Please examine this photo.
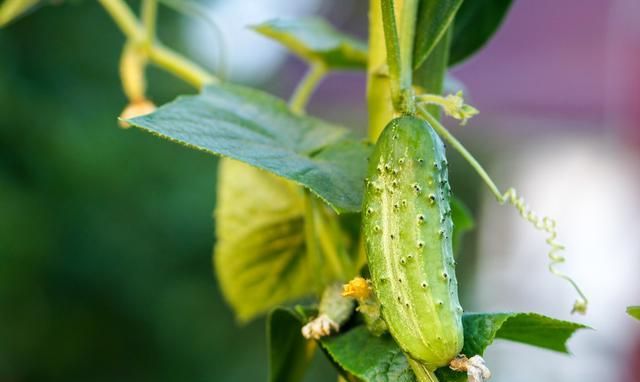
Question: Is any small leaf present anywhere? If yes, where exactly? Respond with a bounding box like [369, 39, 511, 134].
[461, 312, 588, 355]
[449, 0, 514, 66]
[627, 306, 640, 321]
[320, 312, 588, 382]
[252, 18, 368, 69]
[413, 0, 462, 69]
[451, 197, 474, 256]
[0, 0, 39, 27]
[128, 83, 370, 213]
[267, 307, 316, 382]
[215, 160, 314, 322]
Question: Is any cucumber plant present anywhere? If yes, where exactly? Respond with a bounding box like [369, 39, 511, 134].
[1, 0, 596, 381]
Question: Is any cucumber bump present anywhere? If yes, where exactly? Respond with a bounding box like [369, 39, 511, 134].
[363, 116, 463, 370]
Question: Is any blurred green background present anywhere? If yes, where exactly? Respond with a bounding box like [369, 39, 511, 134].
[0, 3, 346, 381]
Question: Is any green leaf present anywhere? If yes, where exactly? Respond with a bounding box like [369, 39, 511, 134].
[214, 159, 315, 322]
[0, 0, 39, 27]
[267, 307, 316, 382]
[320, 312, 588, 382]
[252, 18, 368, 70]
[412, 0, 462, 69]
[321, 326, 416, 382]
[451, 197, 474, 256]
[449, 0, 513, 66]
[128, 83, 370, 213]
[628, 306, 640, 321]
[461, 312, 588, 355]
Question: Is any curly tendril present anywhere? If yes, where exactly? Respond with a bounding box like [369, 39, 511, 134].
[500, 188, 588, 314]
[417, 105, 589, 314]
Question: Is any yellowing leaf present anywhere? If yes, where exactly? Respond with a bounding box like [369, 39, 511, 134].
[214, 159, 314, 322]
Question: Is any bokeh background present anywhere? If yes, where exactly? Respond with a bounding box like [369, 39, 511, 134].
[1, 0, 639, 381]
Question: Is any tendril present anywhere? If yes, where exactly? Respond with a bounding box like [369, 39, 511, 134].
[500, 188, 588, 314]
[417, 106, 588, 314]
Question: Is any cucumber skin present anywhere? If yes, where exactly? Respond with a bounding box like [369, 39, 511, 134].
[363, 116, 463, 369]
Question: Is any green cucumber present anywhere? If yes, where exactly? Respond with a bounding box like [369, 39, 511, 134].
[363, 116, 463, 370]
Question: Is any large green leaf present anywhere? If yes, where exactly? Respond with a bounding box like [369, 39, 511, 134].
[252, 18, 368, 69]
[412, 0, 462, 69]
[267, 307, 316, 382]
[321, 312, 588, 382]
[0, 0, 39, 27]
[449, 0, 513, 66]
[214, 160, 314, 322]
[628, 306, 640, 321]
[128, 83, 370, 213]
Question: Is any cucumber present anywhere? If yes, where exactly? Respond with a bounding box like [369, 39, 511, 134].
[363, 116, 463, 370]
